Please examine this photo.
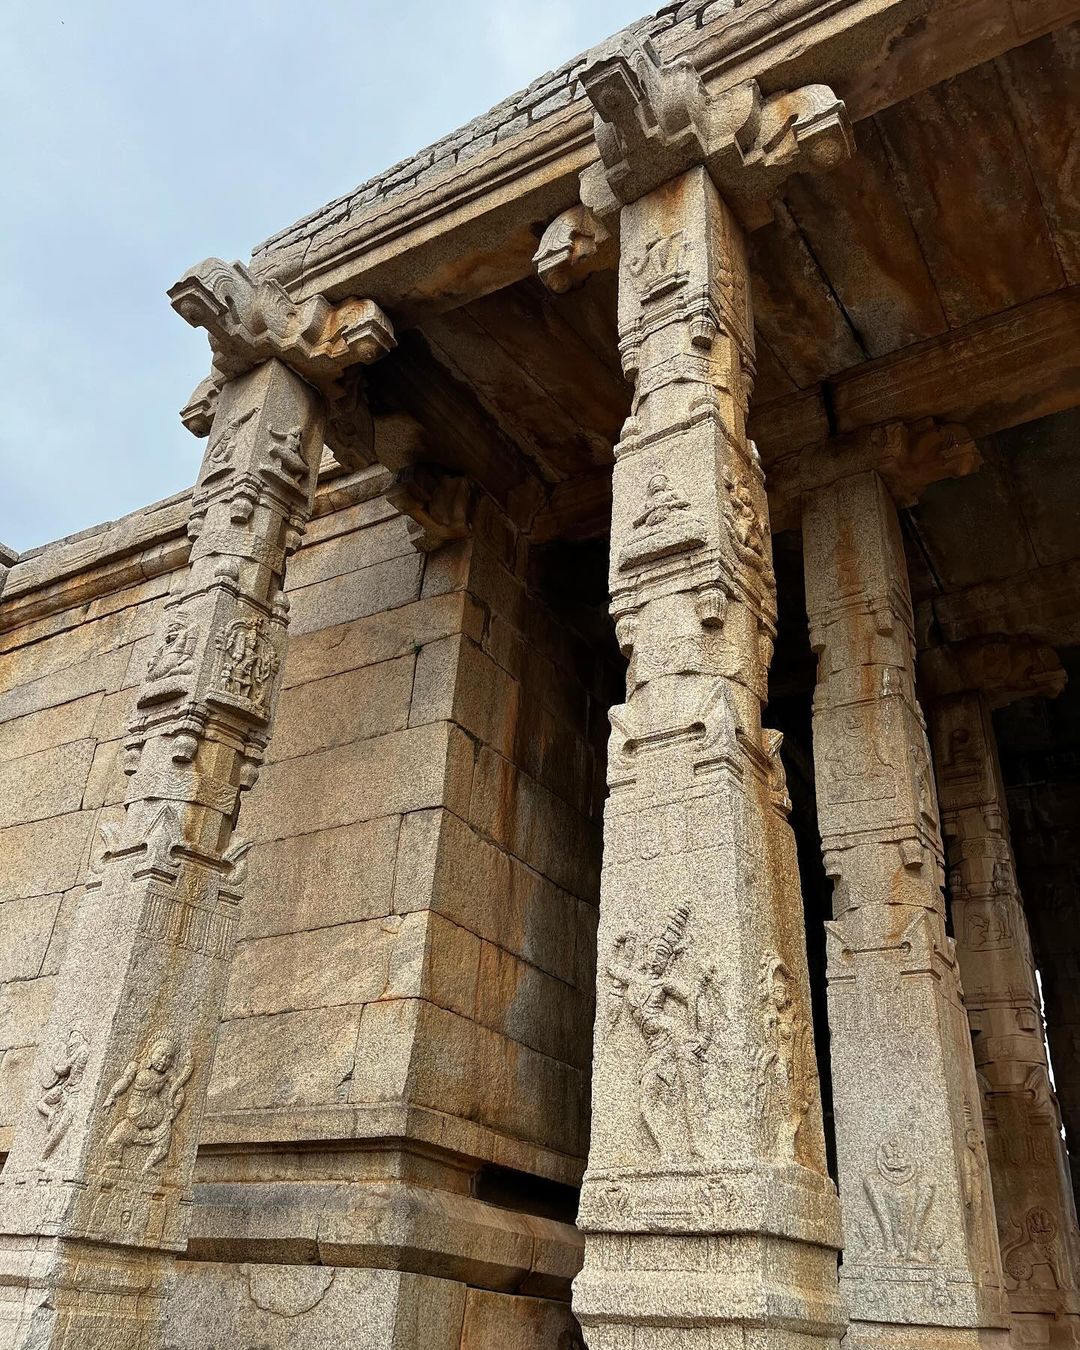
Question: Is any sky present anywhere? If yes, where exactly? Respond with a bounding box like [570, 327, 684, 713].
[0, 0, 650, 555]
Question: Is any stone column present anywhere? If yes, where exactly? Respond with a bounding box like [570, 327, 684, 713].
[926, 652, 1080, 1347]
[565, 33, 856, 1350]
[0, 261, 393, 1349]
[802, 468, 1010, 1349]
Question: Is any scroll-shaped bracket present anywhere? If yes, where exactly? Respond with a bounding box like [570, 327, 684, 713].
[386, 462, 472, 553]
[168, 258, 396, 388]
[579, 33, 853, 224]
[533, 204, 616, 294]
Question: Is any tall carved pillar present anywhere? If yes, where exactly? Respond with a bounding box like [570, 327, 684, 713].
[802, 469, 1010, 1349]
[925, 645, 1080, 1348]
[0, 262, 393, 1349]
[563, 34, 855, 1350]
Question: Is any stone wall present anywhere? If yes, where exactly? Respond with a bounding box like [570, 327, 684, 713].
[0, 470, 605, 1345]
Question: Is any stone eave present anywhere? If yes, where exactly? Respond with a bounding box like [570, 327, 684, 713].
[252, 0, 1079, 323]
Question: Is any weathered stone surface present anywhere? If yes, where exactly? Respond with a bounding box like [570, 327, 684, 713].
[269, 653, 414, 762]
[208, 1005, 363, 1113]
[287, 551, 424, 636]
[460, 1288, 583, 1349]
[238, 815, 400, 939]
[166, 1262, 466, 1350]
[0, 811, 96, 905]
[0, 896, 63, 985]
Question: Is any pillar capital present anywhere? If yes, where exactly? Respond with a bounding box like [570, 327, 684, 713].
[769, 418, 981, 532]
[168, 258, 395, 438]
[921, 635, 1066, 710]
[578, 32, 852, 224]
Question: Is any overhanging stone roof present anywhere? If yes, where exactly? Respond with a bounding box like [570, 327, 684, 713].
[252, 0, 723, 264]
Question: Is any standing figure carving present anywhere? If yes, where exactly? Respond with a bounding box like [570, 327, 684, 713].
[756, 951, 814, 1160]
[37, 1028, 89, 1159]
[606, 904, 718, 1160]
[102, 1037, 194, 1174]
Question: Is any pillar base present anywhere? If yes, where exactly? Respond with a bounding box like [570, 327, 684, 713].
[0, 1235, 166, 1350]
[574, 1232, 846, 1350]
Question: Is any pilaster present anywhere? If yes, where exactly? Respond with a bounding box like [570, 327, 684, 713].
[0, 263, 393, 1349]
[927, 654, 1080, 1348]
[802, 468, 1010, 1349]
[567, 32, 853, 1350]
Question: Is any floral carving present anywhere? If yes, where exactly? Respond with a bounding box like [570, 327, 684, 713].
[863, 1136, 943, 1263]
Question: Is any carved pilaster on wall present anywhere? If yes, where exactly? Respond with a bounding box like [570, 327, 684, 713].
[0, 261, 396, 1350]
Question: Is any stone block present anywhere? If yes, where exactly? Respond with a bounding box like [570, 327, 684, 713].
[0, 740, 96, 829]
[0, 602, 144, 696]
[288, 553, 424, 637]
[0, 691, 103, 763]
[239, 816, 400, 940]
[224, 917, 401, 1019]
[282, 592, 468, 689]
[460, 1288, 583, 1350]
[384, 910, 482, 1018]
[269, 653, 414, 762]
[0, 975, 56, 1052]
[207, 1005, 363, 1113]
[80, 737, 125, 809]
[303, 492, 398, 547]
[411, 634, 521, 760]
[0, 645, 130, 724]
[392, 808, 587, 988]
[241, 722, 471, 845]
[286, 514, 415, 590]
[469, 748, 601, 901]
[350, 998, 587, 1156]
[0, 810, 96, 903]
[475, 941, 592, 1070]
[0, 893, 62, 983]
[165, 1262, 466, 1350]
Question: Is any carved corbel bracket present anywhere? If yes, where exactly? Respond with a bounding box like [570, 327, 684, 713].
[920, 636, 1067, 710]
[533, 204, 617, 294]
[170, 257, 395, 415]
[768, 418, 980, 533]
[578, 33, 852, 225]
[386, 462, 472, 553]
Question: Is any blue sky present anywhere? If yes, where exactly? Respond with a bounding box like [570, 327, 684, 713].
[0, 0, 649, 554]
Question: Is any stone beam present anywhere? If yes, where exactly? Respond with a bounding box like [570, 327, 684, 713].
[253, 0, 1080, 321]
[767, 417, 980, 533]
[752, 287, 1080, 463]
[920, 636, 1067, 710]
[0, 264, 395, 1350]
[918, 559, 1080, 653]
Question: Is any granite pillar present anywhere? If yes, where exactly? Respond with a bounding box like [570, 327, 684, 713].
[802, 469, 1010, 1349]
[931, 688, 1080, 1347]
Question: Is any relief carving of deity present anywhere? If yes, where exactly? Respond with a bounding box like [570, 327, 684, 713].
[619, 473, 706, 570]
[213, 616, 279, 716]
[146, 612, 198, 682]
[726, 475, 765, 568]
[37, 1027, 89, 1158]
[825, 711, 896, 805]
[755, 951, 814, 1161]
[1002, 1206, 1073, 1291]
[606, 903, 719, 1160]
[267, 424, 308, 486]
[103, 1036, 194, 1174]
[205, 407, 254, 471]
[863, 1136, 943, 1263]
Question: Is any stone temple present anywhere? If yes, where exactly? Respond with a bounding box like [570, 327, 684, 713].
[1, 2, 1079, 1346]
